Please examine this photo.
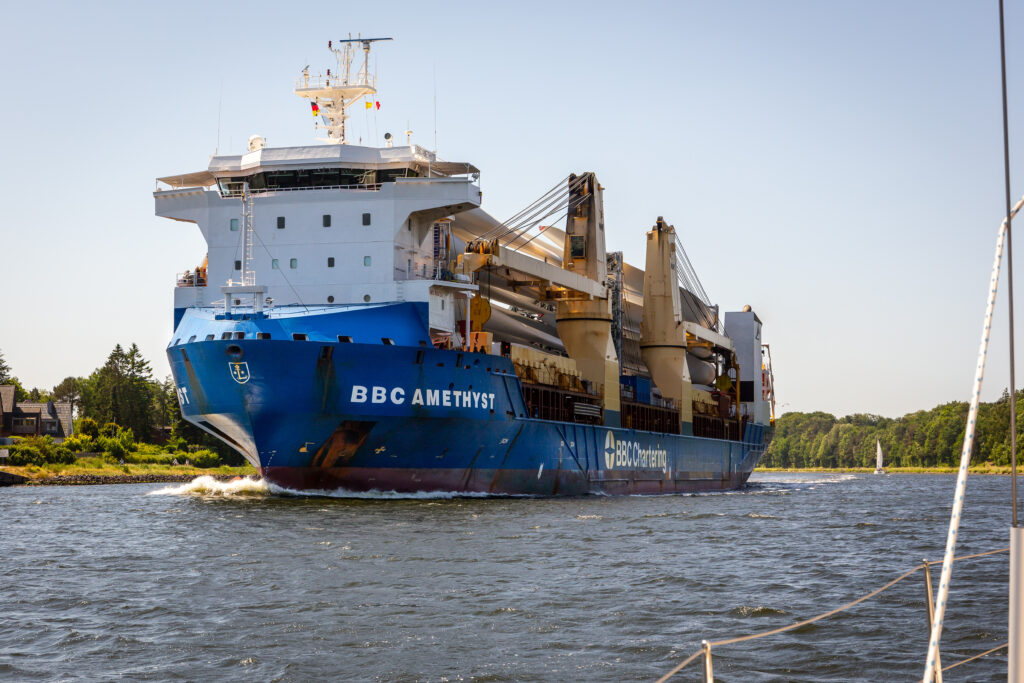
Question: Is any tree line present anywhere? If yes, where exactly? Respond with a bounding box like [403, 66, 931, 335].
[764, 390, 1022, 468]
[0, 346, 240, 464]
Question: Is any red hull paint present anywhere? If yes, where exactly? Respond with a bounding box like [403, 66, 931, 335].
[263, 466, 754, 496]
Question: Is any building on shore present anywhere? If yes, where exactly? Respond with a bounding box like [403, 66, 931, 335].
[0, 386, 74, 442]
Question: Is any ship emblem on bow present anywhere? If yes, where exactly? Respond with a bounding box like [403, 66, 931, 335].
[228, 362, 250, 384]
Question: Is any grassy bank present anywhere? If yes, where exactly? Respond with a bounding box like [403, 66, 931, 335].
[1, 456, 257, 482]
[756, 464, 1015, 475]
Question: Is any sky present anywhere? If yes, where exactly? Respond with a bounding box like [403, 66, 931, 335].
[0, 0, 1022, 419]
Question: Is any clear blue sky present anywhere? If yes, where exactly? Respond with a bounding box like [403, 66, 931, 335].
[0, 0, 1021, 419]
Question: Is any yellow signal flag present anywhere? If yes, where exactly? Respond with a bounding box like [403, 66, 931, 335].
[365, 101, 372, 109]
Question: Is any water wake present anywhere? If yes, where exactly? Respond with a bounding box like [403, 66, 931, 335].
[147, 475, 512, 500]
[148, 475, 270, 497]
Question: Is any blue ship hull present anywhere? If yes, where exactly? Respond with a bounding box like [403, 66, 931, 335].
[168, 304, 772, 495]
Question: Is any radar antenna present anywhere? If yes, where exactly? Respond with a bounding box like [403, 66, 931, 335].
[294, 34, 393, 144]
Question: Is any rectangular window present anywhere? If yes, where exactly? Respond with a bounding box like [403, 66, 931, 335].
[292, 333, 308, 341]
[338, 335, 353, 343]
[290, 258, 298, 269]
[272, 258, 279, 269]
[257, 332, 271, 340]
[234, 331, 245, 340]
[187, 335, 197, 343]
[230, 218, 240, 231]
[381, 337, 395, 345]
[322, 214, 331, 227]
[362, 212, 371, 226]
[327, 257, 335, 268]
[43, 420, 59, 434]
[221, 332, 232, 340]
[234, 260, 241, 270]
[205, 334, 215, 341]
[277, 216, 286, 229]
[363, 256, 371, 267]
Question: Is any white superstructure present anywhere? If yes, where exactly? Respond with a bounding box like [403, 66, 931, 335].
[157, 142, 480, 310]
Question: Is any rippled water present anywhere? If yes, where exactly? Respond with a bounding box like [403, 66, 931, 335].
[0, 473, 1016, 681]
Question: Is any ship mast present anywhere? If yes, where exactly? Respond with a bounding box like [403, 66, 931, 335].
[294, 35, 393, 144]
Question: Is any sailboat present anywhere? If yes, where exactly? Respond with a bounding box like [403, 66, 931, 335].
[873, 439, 885, 475]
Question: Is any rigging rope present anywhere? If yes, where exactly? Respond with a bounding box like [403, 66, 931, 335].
[656, 547, 1010, 682]
[923, 194, 1024, 683]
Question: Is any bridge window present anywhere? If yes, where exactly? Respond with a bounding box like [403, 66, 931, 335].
[187, 335, 196, 343]
[234, 332, 245, 340]
[290, 258, 298, 269]
[323, 214, 331, 227]
[362, 213, 371, 226]
[257, 332, 271, 340]
[205, 334, 215, 341]
[338, 335, 353, 343]
[230, 218, 239, 231]
[272, 259, 279, 269]
[382, 338, 395, 345]
[234, 260, 241, 270]
[363, 256, 371, 267]
[292, 333, 307, 341]
[221, 332, 232, 340]
[277, 216, 286, 229]
[327, 257, 335, 267]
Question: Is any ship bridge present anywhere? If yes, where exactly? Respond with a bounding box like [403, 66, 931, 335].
[157, 143, 479, 191]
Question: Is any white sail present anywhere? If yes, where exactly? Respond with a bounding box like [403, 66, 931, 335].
[875, 439, 884, 473]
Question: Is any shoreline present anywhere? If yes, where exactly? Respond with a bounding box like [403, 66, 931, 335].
[0, 464, 258, 487]
[17, 473, 259, 486]
[755, 466, 1016, 475]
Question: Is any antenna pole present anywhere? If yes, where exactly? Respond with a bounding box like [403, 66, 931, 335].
[433, 62, 438, 152]
[999, 0, 1017, 529]
[998, 0, 1023, 677]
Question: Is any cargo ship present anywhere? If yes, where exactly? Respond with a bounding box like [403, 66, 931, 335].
[156, 37, 775, 495]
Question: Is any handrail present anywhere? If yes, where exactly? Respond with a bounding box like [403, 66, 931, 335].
[656, 547, 1009, 682]
[219, 183, 381, 198]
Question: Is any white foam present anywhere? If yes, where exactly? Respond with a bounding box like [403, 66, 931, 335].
[147, 474, 522, 500]
[147, 475, 270, 497]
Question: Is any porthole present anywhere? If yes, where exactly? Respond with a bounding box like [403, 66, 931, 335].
[327, 295, 335, 303]
[363, 294, 371, 302]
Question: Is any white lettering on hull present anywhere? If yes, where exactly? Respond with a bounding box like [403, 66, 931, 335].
[603, 430, 668, 470]
[349, 385, 495, 412]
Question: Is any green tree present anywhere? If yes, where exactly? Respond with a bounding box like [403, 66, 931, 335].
[82, 343, 157, 439]
[0, 349, 10, 384]
[52, 377, 85, 416]
[27, 387, 53, 402]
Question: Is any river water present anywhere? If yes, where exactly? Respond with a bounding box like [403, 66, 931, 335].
[0, 473, 1016, 681]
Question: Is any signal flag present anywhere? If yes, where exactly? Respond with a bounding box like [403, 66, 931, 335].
[311, 102, 320, 116]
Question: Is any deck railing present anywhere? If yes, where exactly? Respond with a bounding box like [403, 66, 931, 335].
[656, 548, 1010, 682]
